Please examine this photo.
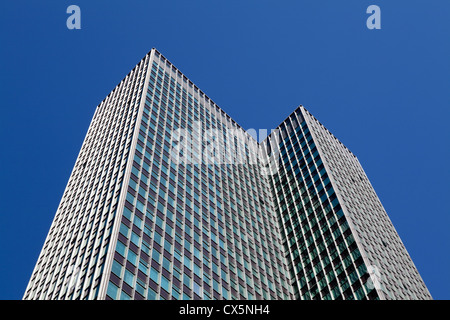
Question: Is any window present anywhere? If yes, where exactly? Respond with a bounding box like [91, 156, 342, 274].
[150, 267, 159, 283]
[183, 274, 191, 287]
[152, 249, 161, 263]
[107, 281, 119, 299]
[115, 241, 126, 257]
[120, 290, 131, 300]
[127, 250, 137, 266]
[130, 232, 140, 247]
[123, 207, 132, 220]
[111, 260, 123, 277]
[161, 275, 170, 292]
[119, 223, 130, 238]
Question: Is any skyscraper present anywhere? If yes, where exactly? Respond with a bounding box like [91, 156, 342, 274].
[263, 107, 431, 300]
[23, 48, 431, 300]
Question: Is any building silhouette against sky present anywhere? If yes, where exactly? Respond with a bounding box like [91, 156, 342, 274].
[23, 49, 431, 300]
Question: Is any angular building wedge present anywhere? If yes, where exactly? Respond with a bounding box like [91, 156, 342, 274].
[23, 49, 431, 300]
[263, 107, 431, 300]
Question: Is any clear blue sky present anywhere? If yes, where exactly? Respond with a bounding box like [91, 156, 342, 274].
[0, 0, 448, 300]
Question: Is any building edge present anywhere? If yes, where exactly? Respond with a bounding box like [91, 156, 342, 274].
[97, 49, 156, 300]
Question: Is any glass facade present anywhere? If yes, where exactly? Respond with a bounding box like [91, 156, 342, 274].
[23, 54, 150, 300]
[264, 108, 377, 300]
[300, 108, 432, 299]
[24, 49, 431, 300]
[103, 51, 291, 300]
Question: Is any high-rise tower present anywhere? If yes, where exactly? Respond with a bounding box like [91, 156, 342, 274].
[263, 107, 431, 300]
[23, 49, 431, 300]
